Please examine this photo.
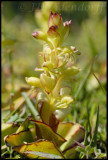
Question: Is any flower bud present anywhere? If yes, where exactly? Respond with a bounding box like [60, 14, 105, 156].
[61, 96, 74, 104]
[63, 66, 80, 76]
[63, 20, 72, 27]
[36, 92, 49, 103]
[70, 46, 76, 51]
[47, 25, 61, 47]
[62, 47, 72, 54]
[40, 72, 56, 93]
[58, 53, 69, 68]
[47, 25, 60, 38]
[62, 20, 72, 41]
[42, 61, 53, 70]
[70, 46, 81, 55]
[32, 31, 47, 41]
[54, 105, 72, 121]
[48, 11, 62, 28]
[25, 77, 41, 88]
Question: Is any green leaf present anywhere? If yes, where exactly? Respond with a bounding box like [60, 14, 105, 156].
[38, 100, 50, 125]
[1, 123, 19, 146]
[85, 145, 94, 155]
[57, 122, 85, 151]
[96, 153, 107, 158]
[64, 146, 79, 159]
[76, 146, 86, 153]
[4, 130, 34, 147]
[16, 117, 29, 133]
[30, 120, 66, 147]
[85, 145, 91, 152]
[57, 122, 75, 138]
[24, 151, 63, 159]
[39, 100, 59, 131]
[13, 140, 65, 159]
[88, 148, 94, 155]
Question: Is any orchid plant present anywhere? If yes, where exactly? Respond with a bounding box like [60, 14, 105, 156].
[4, 12, 85, 159]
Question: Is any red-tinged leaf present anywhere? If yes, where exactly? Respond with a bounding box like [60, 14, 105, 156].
[1, 123, 19, 146]
[4, 130, 34, 147]
[38, 100, 59, 132]
[49, 113, 60, 132]
[30, 120, 66, 147]
[39, 101, 51, 124]
[13, 140, 65, 159]
[29, 127, 36, 140]
[36, 92, 51, 124]
[57, 122, 75, 138]
[57, 122, 85, 151]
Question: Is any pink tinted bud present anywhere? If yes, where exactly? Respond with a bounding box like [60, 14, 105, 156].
[71, 46, 76, 51]
[48, 11, 62, 28]
[32, 31, 39, 38]
[32, 31, 47, 41]
[53, 12, 62, 26]
[48, 11, 54, 27]
[47, 25, 59, 37]
[63, 20, 72, 27]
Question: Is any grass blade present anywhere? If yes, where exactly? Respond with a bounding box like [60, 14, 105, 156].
[84, 122, 89, 146]
[21, 92, 39, 120]
[87, 102, 92, 140]
[93, 73, 106, 95]
[92, 105, 99, 147]
[74, 67, 91, 100]
[74, 55, 98, 100]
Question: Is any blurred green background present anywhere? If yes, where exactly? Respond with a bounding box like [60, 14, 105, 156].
[2, 1, 106, 111]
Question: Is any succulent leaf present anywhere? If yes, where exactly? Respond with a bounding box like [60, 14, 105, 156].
[30, 120, 66, 146]
[13, 140, 65, 159]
